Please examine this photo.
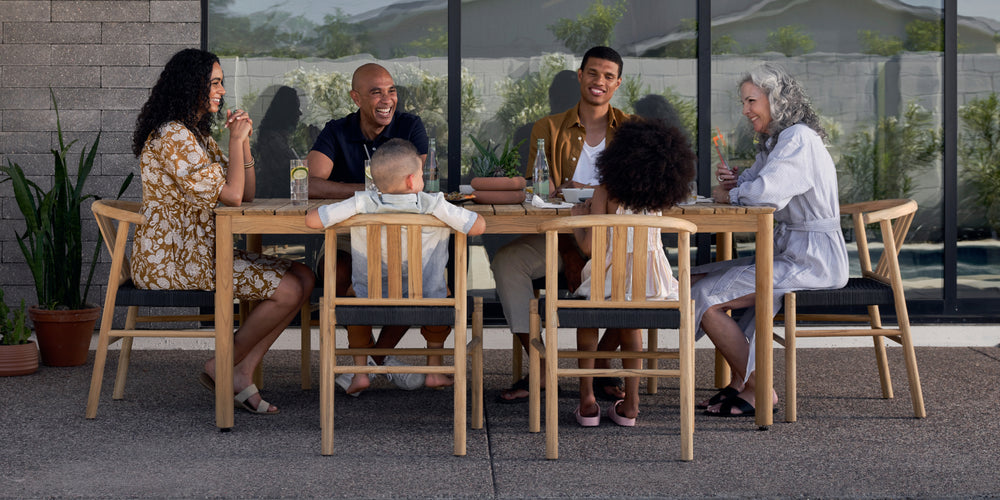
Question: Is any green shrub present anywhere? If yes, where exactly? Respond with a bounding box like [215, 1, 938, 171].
[0, 290, 31, 346]
[959, 93, 1000, 233]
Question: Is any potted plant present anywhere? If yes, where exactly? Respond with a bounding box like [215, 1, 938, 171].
[0, 289, 38, 376]
[0, 92, 132, 366]
[468, 135, 527, 204]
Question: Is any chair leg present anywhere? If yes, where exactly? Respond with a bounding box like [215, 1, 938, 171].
[645, 328, 658, 395]
[528, 299, 542, 433]
[112, 306, 139, 400]
[543, 306, 559, 460]
[784, 293, 797, 423]
[679, 302, 695, 462]
[320, 296, 336, 455]
[453, 315, 468, 457]
[868, 305, 894, 399]
[898, 320, 926, 418]
[471, 297, 484, 430]
[300, 302, 312, 390]
[714, 348, 731, 389]
[87, 301, 124, 418]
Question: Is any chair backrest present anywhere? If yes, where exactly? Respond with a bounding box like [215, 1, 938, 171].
[537, 214, 696, 314]
[841, 199, 917, 287]
[323, 213, 467, 312]
[91, 200, 143, 287]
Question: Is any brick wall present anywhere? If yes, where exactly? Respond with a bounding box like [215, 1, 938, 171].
[0, 1, 200, 308]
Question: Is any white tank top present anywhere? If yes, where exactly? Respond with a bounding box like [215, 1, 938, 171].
[571, 137, 605, 186]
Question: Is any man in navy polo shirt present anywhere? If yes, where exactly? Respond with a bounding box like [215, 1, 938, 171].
[306, 63, 428, 199]
[305, 63, 430, 391]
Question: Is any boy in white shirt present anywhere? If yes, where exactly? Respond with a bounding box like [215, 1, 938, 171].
[306, 138, 485, 395]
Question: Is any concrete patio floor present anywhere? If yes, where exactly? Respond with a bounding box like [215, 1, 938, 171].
[3, 329, 1000, 498]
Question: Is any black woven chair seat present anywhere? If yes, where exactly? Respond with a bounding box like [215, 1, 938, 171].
[116, 280, 216, 308]
[791, 277, 894, 308]
[336, 296, 476, 326]
[538, 296, 681, 329]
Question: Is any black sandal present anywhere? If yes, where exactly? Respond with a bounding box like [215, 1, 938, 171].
[696, 387, 739, 410]
[496, 377, 559, 404]
[593, 377, 625, 401]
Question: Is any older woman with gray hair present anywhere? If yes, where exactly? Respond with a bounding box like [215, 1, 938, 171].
[696, 63, 849, 417]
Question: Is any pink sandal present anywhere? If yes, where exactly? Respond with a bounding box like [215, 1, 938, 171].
[574, 403, 601, 427]
[607, 400, 636, 427]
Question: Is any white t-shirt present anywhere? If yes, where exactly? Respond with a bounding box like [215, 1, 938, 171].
[570, 137, 605, 186]
[315, 191, 478, 298]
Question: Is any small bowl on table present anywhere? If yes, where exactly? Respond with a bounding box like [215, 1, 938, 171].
[562, 188, 594, 204]
[459, 184, 474, 195]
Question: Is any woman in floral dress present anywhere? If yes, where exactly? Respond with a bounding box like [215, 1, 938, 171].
[131, 49, 315, 414]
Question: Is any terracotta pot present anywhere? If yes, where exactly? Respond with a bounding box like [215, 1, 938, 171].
[470, 176, 526, 191]
[28, 305, 100, 367]
[0, 340, 39, 376]
[473, 190, 526, 205]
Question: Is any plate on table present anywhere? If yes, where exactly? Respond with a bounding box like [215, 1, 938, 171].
[445, 192, 476, 204]
[562, 188, 594, 203]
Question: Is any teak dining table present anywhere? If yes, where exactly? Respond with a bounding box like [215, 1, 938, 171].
[213, 198, 776, 430]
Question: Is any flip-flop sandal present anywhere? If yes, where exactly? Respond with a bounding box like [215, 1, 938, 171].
[574, 403, 601, 427]
[495, 377, 560, 404]
[703, 395, 777, 417]
[593, 377, 625, 402]
[198, 372, 215, 394]
[234, 384, 279, 415]
[696, 386, 739, 409]
[607, 400, 636, 427]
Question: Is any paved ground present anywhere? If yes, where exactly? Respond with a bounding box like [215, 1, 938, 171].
[3, 345, 1000, 498]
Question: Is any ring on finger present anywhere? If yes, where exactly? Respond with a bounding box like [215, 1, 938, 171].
[717, 175, 724, 182]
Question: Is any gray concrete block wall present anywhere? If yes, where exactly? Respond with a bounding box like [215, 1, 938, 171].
[0, 0, 199, 309]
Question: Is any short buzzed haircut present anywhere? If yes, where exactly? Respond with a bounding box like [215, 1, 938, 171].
[370, 138, 421, 189]
[580, 46, 623, 78]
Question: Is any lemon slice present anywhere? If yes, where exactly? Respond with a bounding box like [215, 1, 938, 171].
[291, 167, 308, 180]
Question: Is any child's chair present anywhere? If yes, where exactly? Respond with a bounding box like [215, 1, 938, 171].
[319, 213, 483, 456]
[528, 214, 697, 461]
[775, 199, 925, 422]
[86, 200, 312, 419]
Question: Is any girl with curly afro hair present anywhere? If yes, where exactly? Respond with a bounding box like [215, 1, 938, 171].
[568, 118, 695, 426]
[130, 49, 315, 415]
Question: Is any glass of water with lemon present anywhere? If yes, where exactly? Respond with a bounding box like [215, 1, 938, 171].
[290, 159, 308, 205]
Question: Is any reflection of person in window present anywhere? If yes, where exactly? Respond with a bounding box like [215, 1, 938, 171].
[253, 86, 302, 198]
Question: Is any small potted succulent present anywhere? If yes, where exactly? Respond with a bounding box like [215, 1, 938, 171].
[468, 135, 527, 204]
[0, 289, 38, 376]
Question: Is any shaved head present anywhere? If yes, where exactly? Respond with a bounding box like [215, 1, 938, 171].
[352, 63, 391, 91]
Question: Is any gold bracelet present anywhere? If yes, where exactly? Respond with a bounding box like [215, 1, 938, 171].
[243, 158, 255, 169]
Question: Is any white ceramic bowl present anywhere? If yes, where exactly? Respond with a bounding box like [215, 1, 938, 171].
[562, 188, 594, 203]
[459, 184, 474, 195]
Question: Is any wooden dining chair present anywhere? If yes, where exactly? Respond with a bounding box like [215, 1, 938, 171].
[527, 214, 696, 461]
[319, 213, 483, 457]
[774, 199, 925, 422]
[86, 200, 311, 419]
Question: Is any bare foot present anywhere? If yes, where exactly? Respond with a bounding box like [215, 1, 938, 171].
[705, 389, 777, 416]
[425, 373, 454, 389]
[345, 373, 371, 394]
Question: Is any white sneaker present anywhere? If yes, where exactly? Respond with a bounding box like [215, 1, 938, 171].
[371, 355, 425, 391]
[334, 372, 371, 397]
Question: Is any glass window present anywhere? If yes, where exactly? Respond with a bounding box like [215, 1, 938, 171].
[956, 1, 1000, 301]
[208, 1, 449, 269]
[710, 0, 945, 300]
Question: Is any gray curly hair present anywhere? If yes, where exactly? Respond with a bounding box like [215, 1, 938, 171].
[740, 63, 826, 152]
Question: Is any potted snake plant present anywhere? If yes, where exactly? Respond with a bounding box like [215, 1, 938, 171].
[0, 92, 132, 366]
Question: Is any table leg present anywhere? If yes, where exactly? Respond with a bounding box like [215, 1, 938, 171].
[754, 214, 774, 427]
[215, 214, 235, 430]
[714, 232, 733, 388]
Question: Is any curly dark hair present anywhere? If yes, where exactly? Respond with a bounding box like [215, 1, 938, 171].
[132, 48, 221, 156]
[596, 118, 696, 212]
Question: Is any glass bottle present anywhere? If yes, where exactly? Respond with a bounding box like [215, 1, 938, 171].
[423, 138, 440, 193]
[533, 138, 550, 199]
